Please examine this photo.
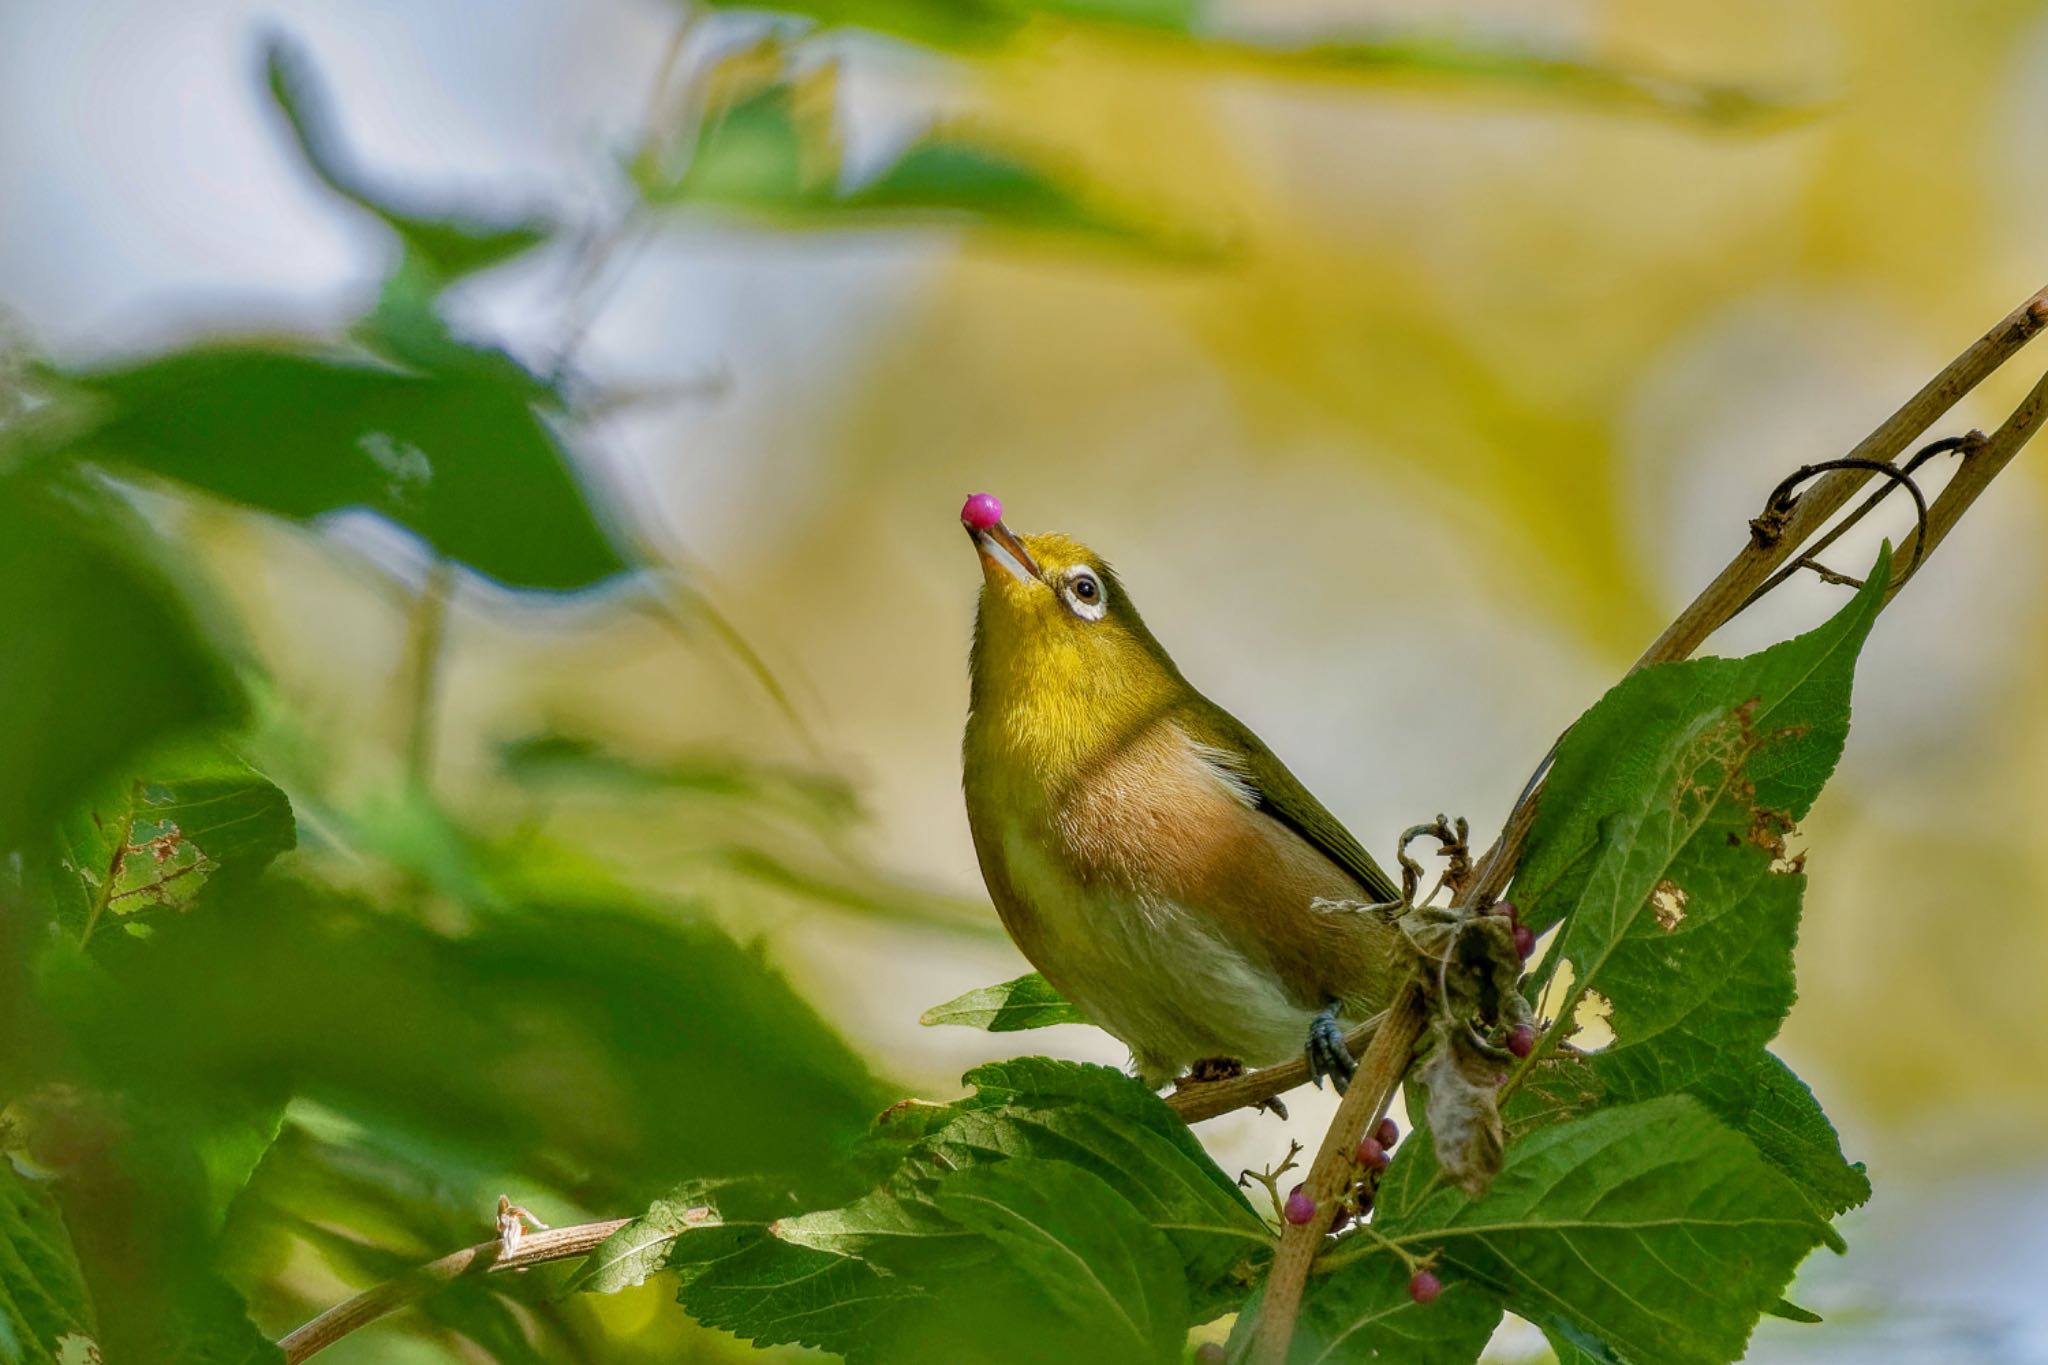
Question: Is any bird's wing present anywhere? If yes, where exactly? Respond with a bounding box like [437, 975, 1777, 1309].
[1177, 700, 1403, 906]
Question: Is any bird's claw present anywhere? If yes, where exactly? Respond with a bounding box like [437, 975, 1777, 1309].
[1305, 1008, 1355, 1094]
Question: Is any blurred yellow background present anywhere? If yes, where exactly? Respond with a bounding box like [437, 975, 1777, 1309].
[7, 0, 2046, 1359]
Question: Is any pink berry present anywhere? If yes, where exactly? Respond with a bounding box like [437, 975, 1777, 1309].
[960, 492, 1003, 530]
[1408, 1270, 1442, 1305]
[1355, 1136, 1390, 1171]
[1507, 1024, 1537, 1059]
[1498, 899, 1520, 924]
[1283, 1186, 1316, 1226]
[1513, 923, 1536, 959]
[1194, 1346, 1227, 1365]
[1376, 1118, 1399, 1150]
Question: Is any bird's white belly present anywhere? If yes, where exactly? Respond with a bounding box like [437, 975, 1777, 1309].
[1000, 822, 1312, 1083]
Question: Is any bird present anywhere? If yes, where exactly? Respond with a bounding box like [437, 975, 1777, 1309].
[958, 491, 1406, 1093]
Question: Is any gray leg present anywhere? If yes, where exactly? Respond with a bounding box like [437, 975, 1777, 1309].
[1305, 1005, 1356, 1094]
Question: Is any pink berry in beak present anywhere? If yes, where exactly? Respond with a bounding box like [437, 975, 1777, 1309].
[1507, 1024, 1537, 1058]
[961, 492, 1003, 530]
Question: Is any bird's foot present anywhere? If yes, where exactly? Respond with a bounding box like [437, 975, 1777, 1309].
[1305, 1006, 1356, 1094]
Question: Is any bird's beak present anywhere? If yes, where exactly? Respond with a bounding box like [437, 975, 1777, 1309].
[967, 520, 1042, 586]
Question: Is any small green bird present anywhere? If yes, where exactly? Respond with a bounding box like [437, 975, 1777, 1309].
[959, 493, 1404, 1092]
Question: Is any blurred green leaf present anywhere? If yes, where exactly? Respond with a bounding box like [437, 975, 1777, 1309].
[0, 474, 241, 852]
[500, 732, 861, 831]
[43, 346, 630, 591]
[919, 972, 1087, 1031]
[0, 1164, 98, 1365]
[10, 1085, 283, 1364]
[642, 72, 1200, 255]
[61, 882, 887, 1204]
[699, 2, 1802, 125]
[56, 740, 295, 943]
[263, 34, 550, 284]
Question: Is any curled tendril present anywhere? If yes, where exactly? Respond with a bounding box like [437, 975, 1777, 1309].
[1742, 432, 1983, 609]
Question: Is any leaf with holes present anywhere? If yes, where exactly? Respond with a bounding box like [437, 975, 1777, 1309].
[56, 741, 295, 939]
[1506, 550, 1887, 1210]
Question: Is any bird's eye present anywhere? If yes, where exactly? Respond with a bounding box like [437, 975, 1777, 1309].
[1062, 569, 1107, 621]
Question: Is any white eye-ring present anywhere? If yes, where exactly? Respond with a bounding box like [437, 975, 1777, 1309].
[1062, 567, 1107, 621]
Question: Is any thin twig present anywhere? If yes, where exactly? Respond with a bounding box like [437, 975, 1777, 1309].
[1250, 982, 1427, 1365]
[277, 1218, 630, 1363]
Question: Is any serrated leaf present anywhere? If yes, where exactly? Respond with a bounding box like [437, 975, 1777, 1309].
[932, 1161, 1189, 1365]
[669, 1220, 908, 1357]
[703, 1060, 1265, 1356]
[919, 972, 1088, 1031]
[0, 474, 241, 850]
[0, 1164, 97, 1364]
[1508, 551, 1887, 1211]
[1233, 1254, 1500, 1365]
[45, 346, 629, 591]
[1377, 1096, 1835, 1365]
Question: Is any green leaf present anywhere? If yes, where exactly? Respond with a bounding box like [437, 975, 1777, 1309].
[931, 1161, 1189, 1365]
[57, 740, 295, 940]
[44, 346, 630, 591]
[669, 1220, 907, 1357]
[643, 72, 1198, 255]
[1509, 552, 1888, 1211]
[919, 972, 1088, 1031]
[569, 1191, 721, 1295]
[0, 1164, 98, 1364]
[263, 35, 549, 283]
[696, 1, 1801, 125]
[1378, 1096, 1836, 1365]
[0, 474, 241, 851]
[1231, 1254, 1500, 1365]
[60, 882, 888, 1203]
[676, 1060, 1267, 1356]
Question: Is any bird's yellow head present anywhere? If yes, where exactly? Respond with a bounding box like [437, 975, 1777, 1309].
[961, 493, 1187, 785]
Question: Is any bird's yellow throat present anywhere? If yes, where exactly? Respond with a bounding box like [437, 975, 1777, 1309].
[966, 529, 1185, 793]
